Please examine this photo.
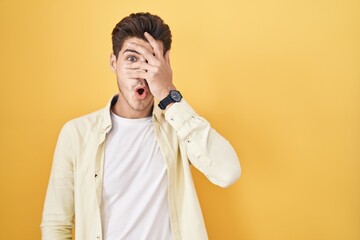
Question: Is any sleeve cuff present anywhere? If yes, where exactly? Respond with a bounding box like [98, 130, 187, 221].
[164, 99, 196, 131]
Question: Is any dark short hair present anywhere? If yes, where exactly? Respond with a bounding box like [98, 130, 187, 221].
[111, 12, 172, 58]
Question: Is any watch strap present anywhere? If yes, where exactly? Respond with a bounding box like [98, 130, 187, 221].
[158, 95, 173, 110]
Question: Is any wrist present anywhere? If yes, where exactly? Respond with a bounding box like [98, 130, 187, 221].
[158, 86, 176, 101]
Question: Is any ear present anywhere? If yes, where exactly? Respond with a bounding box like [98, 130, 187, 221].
[110, 53, 117, 72]
[164, 50, 170, 66]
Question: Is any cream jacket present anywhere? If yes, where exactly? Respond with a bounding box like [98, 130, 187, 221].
[41, 96, 241, 240]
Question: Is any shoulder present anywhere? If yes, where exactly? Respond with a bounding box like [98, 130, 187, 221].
[60, 107, 106, 139]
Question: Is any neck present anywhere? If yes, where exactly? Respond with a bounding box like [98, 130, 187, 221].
[112, 95, 153, 119]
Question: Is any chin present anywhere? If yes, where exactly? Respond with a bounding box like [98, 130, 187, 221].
[131, 98, 154, 112]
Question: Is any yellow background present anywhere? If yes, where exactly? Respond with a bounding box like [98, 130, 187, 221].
[0, 0, 359, 239]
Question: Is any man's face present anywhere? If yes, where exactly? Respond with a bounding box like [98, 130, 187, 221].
[110, 37, 157, 114]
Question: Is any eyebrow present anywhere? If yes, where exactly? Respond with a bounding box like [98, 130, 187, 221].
[123, 49, 140, 55]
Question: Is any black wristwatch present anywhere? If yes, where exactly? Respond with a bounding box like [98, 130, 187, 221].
[158, 90, 183, 110]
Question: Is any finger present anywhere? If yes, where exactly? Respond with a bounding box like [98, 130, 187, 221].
[124, 61, 157, 72]
[123, 61, 142, 70]
[125, 70, 148, 80]
[144, 32, 163, 58]
[127, 42, 158, 65]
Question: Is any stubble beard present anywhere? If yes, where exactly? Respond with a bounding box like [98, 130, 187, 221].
[119, 88, 153, 112]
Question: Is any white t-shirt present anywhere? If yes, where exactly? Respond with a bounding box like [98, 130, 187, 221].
[101, 112, 172, 240]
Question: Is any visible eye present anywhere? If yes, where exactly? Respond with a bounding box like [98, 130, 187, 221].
[127, 55, 137, 62]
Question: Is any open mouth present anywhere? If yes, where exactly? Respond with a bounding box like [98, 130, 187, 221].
[135, 86, 147, 100]
[137, 88, 145, 95]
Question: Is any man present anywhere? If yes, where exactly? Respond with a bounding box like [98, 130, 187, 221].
[41, 12, 241, 240]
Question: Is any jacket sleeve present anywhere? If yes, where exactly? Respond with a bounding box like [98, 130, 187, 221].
[40, 122, 76, 239]
[164, 99, 241, 188]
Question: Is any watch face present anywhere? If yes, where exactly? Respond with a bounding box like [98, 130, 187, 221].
[170, 90, 182, 102]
